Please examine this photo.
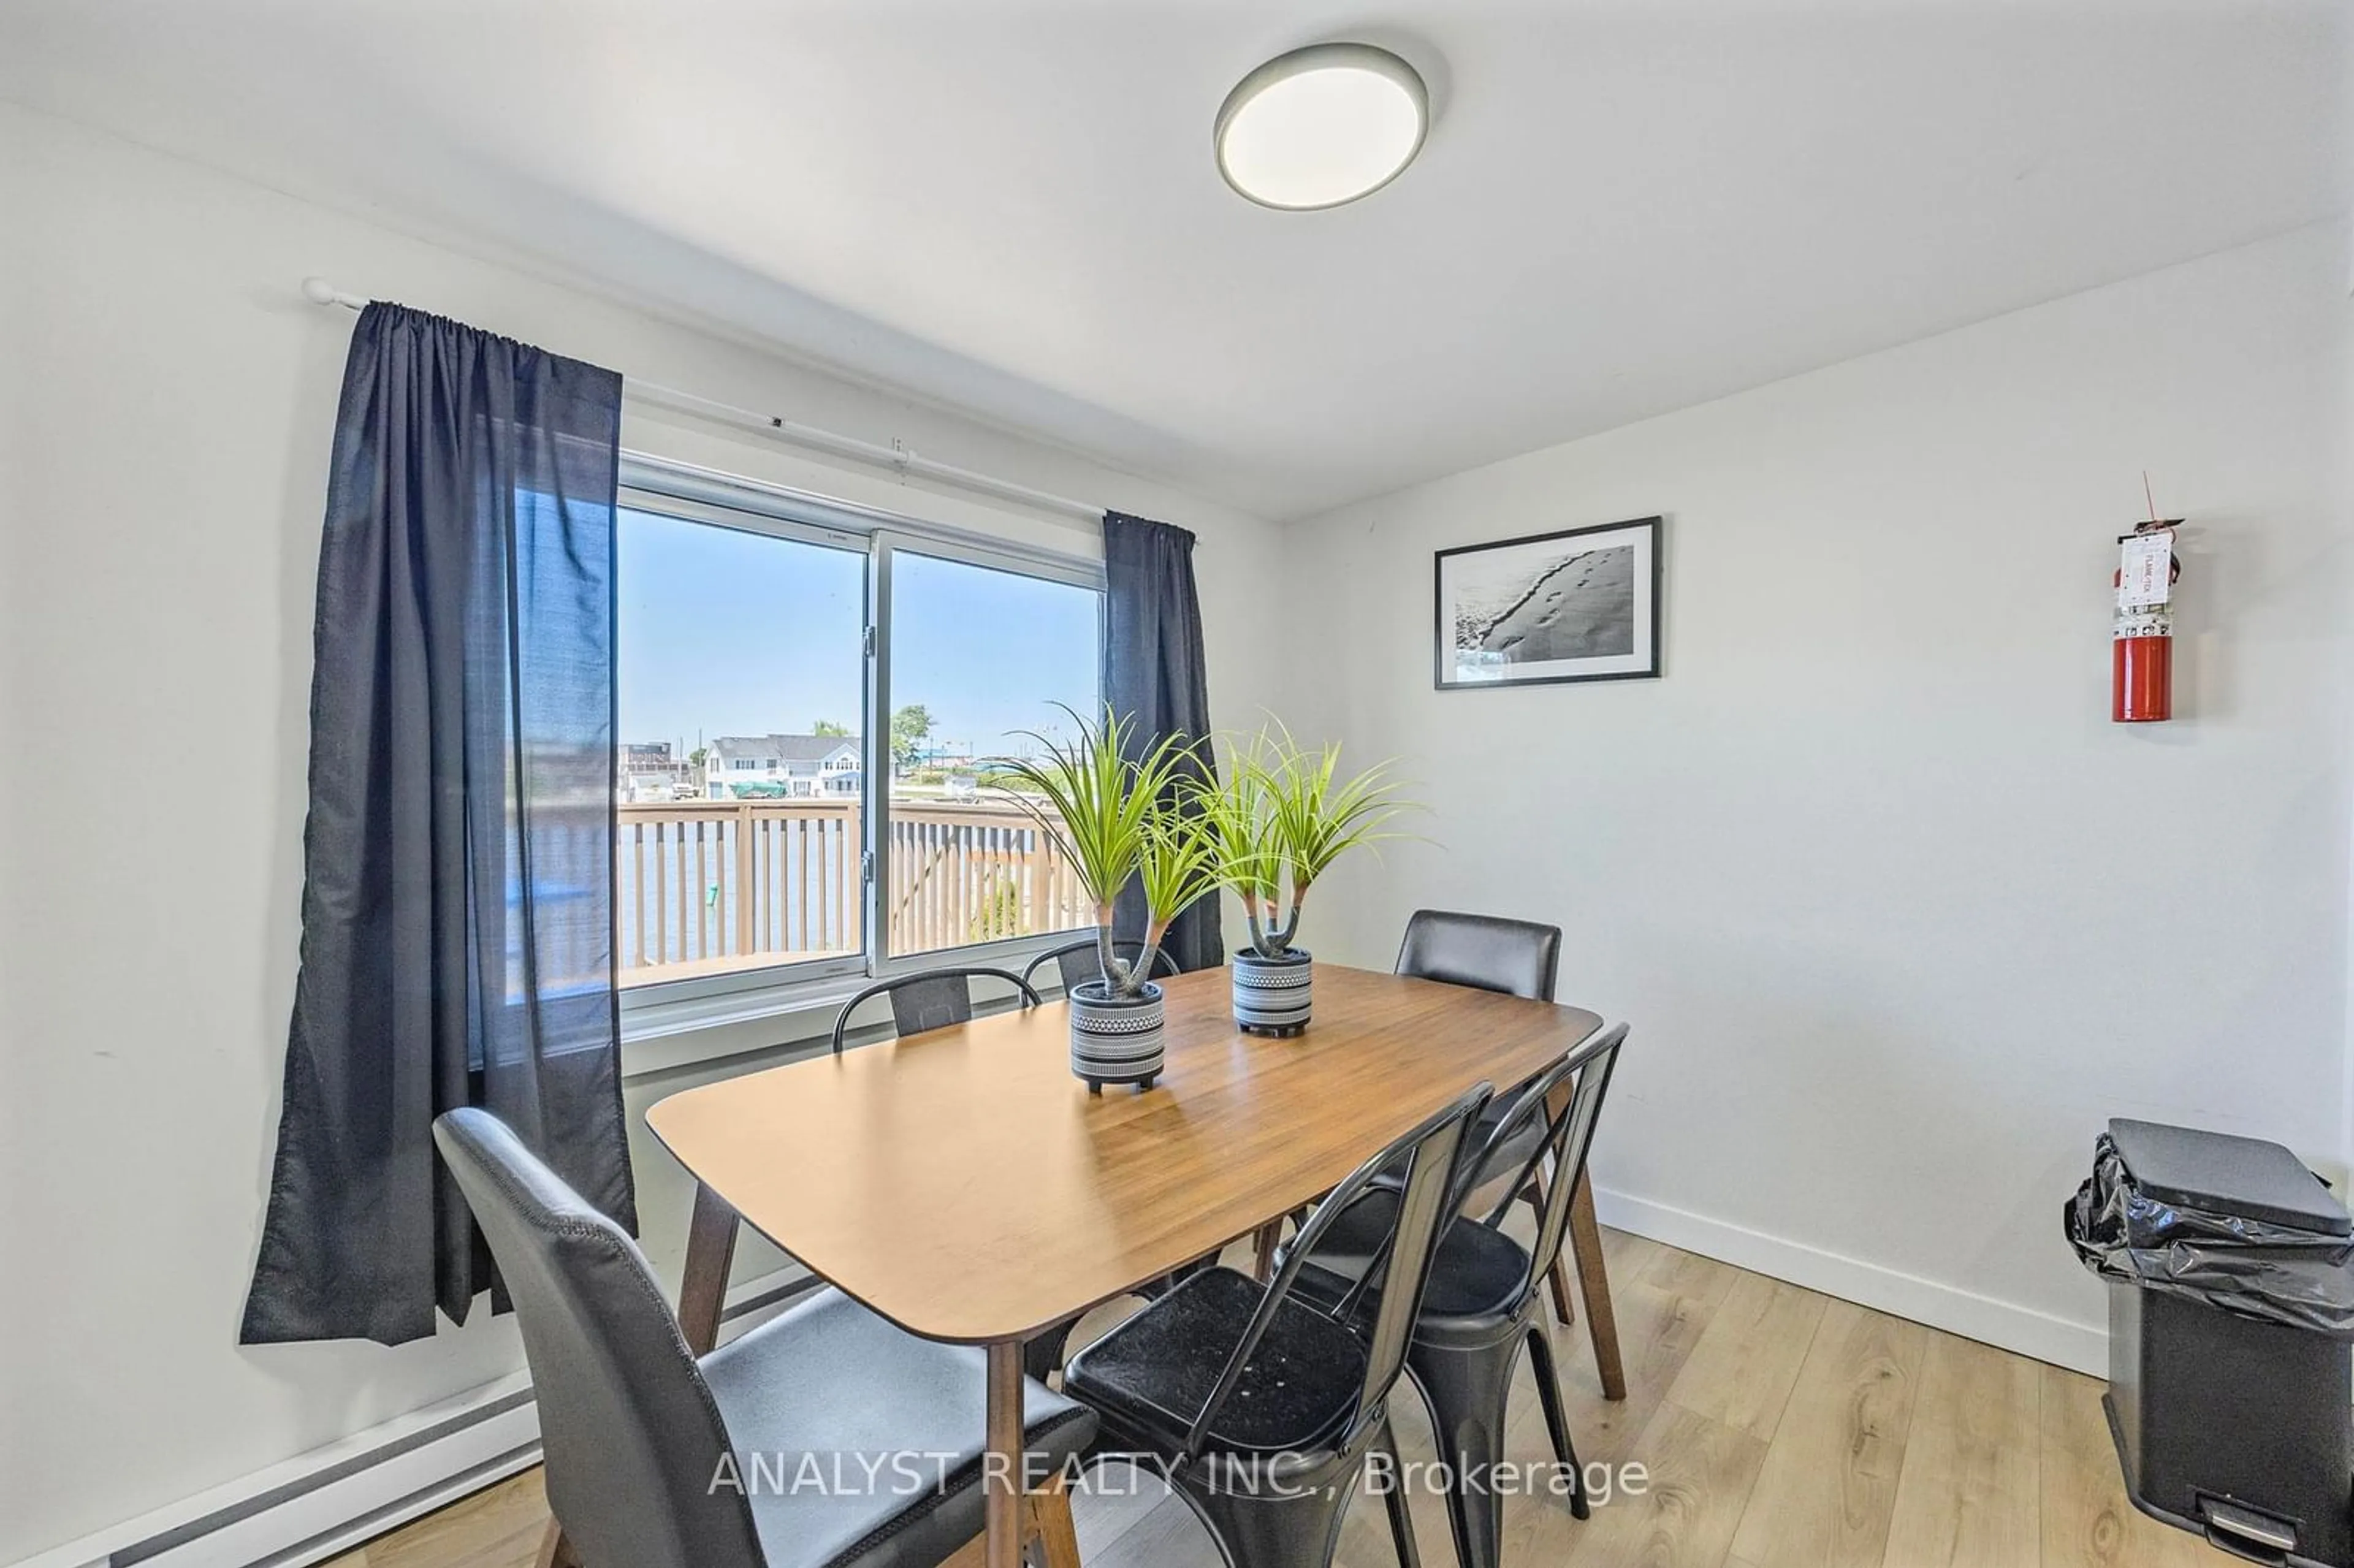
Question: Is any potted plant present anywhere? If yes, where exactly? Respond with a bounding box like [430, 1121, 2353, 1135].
[989, 706, 1222, 1093]
[1198, 728, 1415, 1035]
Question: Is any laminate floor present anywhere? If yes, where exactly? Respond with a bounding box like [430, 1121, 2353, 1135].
[329, 1227, 2227, 1568]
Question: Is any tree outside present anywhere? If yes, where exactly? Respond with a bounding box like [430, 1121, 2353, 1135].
[889, 704, 934, 774]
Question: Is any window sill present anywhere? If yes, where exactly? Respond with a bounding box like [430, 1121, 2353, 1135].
[619, 972, 875, 1080]
[617, 934, 1082, 1081]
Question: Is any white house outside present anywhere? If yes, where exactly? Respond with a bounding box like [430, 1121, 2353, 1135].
[707, 734, 863, 799]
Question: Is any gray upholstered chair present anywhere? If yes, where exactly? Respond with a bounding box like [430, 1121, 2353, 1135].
[1393, 911, 1575, 1247]
[432, 1108, 1095, 1568]
[1393, 908, 1561, 1007]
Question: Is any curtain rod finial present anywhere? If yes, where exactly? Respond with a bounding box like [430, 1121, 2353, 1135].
[301, 276, 365, 310]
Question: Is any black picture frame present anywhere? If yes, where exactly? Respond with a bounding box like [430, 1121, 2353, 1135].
[1433, 515, 1663, 690]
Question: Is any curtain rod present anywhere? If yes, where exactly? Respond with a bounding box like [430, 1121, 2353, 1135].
[299, 278, 1108, 527]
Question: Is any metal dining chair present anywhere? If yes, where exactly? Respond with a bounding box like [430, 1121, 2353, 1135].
[432, 1108, 1097, 1568]
[1061, 1083, 1495, 1568]
[1292, 1024, 1630, 1568]
[829, 964, 1084, 1380]
[828, 966, 1042, 1054]
[1020, 936, 1179, 995]
[1393, 908, 1623, 1401]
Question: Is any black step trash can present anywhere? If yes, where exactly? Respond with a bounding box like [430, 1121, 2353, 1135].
[2067, 1117, 2354, 1567]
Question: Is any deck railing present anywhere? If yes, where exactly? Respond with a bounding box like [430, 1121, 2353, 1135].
[615, 797, 1089, 986]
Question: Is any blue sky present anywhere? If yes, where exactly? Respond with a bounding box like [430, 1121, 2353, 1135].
[616, 509, 1099, 758]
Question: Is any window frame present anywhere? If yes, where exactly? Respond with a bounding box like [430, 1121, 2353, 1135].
[614, 454, 1105, 1030]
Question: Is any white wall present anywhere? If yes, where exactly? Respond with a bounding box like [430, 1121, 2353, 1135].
[1278, 223, 2353, 1372]
[0, 102, 1283, 1562]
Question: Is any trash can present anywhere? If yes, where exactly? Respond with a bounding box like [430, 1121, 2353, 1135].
[2067, 1117, 2354, 1567]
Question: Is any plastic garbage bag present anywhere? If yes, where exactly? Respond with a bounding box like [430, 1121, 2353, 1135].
[2066, 1132, 2354, 1339]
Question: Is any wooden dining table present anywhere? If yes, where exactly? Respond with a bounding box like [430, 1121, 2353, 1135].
[645, 962, 1611, 1568]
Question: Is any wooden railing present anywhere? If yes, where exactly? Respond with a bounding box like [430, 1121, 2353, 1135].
[616, 797, 1089, 986]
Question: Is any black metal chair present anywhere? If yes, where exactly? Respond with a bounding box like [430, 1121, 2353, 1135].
[1393, 906, 1623, 1400]
[1061, 1083, 1494, 1568]
[1020, 937, 1179, 995]
[828, 966, 1042, 1054]
[431, 1107, 1097, 1568]
[1293, 1024, 1629, 1568]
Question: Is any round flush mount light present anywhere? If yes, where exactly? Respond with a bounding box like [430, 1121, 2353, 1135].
[1215, 42, 1430, 211]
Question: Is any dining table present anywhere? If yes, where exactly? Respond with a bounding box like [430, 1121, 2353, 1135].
[644, 961, 1613, 1568]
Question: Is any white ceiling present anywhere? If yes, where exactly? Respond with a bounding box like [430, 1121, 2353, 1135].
[4, 1, 2347, 519]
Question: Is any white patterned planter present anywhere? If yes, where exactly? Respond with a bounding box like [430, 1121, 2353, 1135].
[1232, 948, 1314, 1037]
[1069, 980, 1166, 1094]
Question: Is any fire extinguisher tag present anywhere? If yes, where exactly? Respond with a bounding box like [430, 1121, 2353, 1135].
[2118, 530, 2176, 610]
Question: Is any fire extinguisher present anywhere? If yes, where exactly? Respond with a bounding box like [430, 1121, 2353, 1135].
[2112, 518, 2181, 723]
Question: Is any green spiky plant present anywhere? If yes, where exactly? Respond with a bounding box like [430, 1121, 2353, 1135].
[988, 705, 1224, 998]
[1197, 726, 1417, 961]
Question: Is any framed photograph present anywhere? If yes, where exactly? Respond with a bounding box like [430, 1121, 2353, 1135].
[1434, 516, 1662, 690]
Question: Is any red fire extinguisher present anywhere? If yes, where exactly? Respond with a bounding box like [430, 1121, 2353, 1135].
[2112, 518, 2181, 723]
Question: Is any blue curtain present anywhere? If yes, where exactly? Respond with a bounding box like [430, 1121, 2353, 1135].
[242, 304, 636, 1346]
[1102, 512, 1224, 972]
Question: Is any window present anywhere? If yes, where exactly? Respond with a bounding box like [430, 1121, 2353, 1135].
[615, 464, 1103, 1003]
[882, 548, 1102, 958]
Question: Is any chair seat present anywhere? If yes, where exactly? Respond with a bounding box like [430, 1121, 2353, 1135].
[1062, 1267, 1368, 1459]
[1292, 1187, 1534, 1332]
[701, 1289, 1097, 1568]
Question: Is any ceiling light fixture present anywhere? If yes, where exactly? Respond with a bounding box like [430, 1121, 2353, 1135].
[1215, 42, 1429, 211]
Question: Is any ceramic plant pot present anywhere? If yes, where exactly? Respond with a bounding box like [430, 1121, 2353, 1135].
[1232, 948, 1314, 1037]
[1069, 979, 1166, 1093]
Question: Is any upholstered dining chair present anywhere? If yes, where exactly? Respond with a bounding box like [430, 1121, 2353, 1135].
[1395, 910, 1562, 1189]
[1020, 937, 1179, 995]
[828, 967, 1042, 1055]
[432, 1108, 1097, 1568]
[1061, 1083, 1495, 1568]
[1393, 908, 1624, 1400]
[1293, 1024, 1631, 1568]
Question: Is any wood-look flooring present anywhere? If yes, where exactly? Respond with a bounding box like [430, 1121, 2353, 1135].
[328, 1227, 2225, 1568]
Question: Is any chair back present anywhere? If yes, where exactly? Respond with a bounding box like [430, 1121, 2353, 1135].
[1394, 909, 1560, 1002]
[1474, 1024, 1629, 1299]
[829, 966, 1043, 1054]
[1023, 936, 1179, 995]
[432, 1108, 764, 1568]
[1189, 1084, 1491, 1460]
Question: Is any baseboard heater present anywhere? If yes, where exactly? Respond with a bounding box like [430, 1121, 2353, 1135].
[15, 1268, 821, 1568]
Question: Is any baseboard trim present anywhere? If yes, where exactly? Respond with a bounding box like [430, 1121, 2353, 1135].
[10, 1265, 820, 1568]
[1593, 1184, 2109, 1377]
[10, 1373, 541, 1568]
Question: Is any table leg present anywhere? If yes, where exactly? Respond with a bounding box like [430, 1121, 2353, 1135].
[985, 1339, 1025, 1568]
[677, 1181, 740, 1356]
[1566, 1170, 1626, 1400]
[1251, 1219, 1285, 1281]
[1029, 1472, 1084, 1568]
